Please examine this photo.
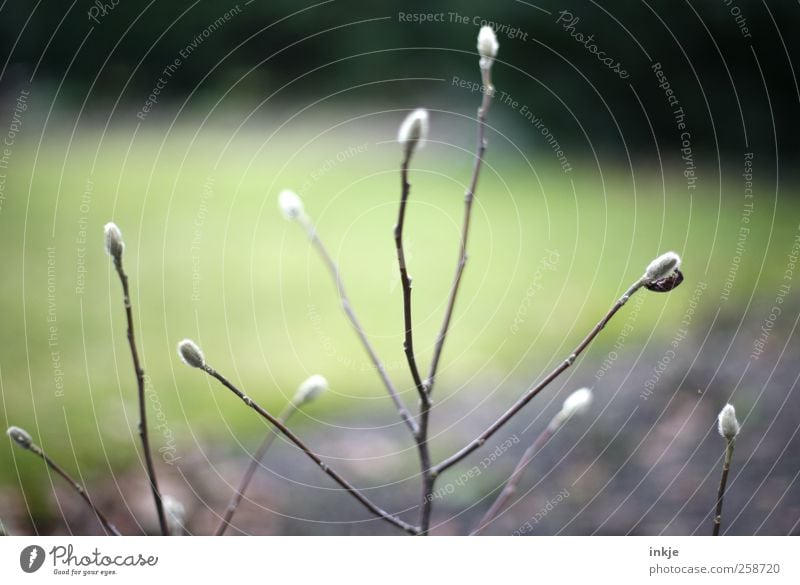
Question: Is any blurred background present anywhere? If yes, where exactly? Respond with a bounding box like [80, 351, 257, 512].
[0, 0, 798, 535]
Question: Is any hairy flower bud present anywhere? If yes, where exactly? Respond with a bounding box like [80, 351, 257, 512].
[397, 109, 429, 157]
[644, 251, 681, 282]
[550, 388, 593, 429]
[293, 374, 328, 406]
[177, 339, 205, 369]
[103, 222, 124, 261]
[278, 189, 305, 221]
[163, 495, 186, 536]
[477, 26, 499, 62]
[6, 426, 33, 450]
[717, 403, 740, 440]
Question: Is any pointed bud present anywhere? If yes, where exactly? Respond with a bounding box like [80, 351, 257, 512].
[397, 109, 429, 157]
[163, 495, 186, 536]
[293, 374, 328, 406]
[477, 26, 499, 62]
[717, 403, 740, 440]
[644, 251, 681, 282]
[550, 388, 593, 429]
[104, 222, 124, 261]
[6, 426, 33, 450]
[278, 189, 305, 221]
[177, 339, 205, 369]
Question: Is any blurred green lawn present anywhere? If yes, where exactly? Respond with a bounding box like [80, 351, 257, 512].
[0, 116, 793, 498]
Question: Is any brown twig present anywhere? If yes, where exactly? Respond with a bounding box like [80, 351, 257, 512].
[200, 363, 420, 535]
[10, 433, 121, 535]
[395, 131, 437, 534]
[111, 255, 168, 535]
[433, 278, 647, 476]
[416, 399, 435, 535]
[395, 154, 428, 402]
[470, 425, 554, 535]
[215, 402, 298, 536]
[301, 219, 419, 436]
[425, 64, 495, 397]
[411, 59, 496, 534]
[712, 438, 735, 536]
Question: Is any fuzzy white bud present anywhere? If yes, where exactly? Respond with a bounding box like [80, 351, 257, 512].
[293, 374, 328, 406]
[6, 426, 33, 450]
[103, 222, 124, 260]
[163, 495, 186, 536]
[177, 339, 205, 369]
[717, 403, 740, 440]
[644, 251, 681, 282]
[397, 109, 429, 156]
[477, 26, 499, 62]
[550, 388, 593, 429]
[278, 189, 305, 221]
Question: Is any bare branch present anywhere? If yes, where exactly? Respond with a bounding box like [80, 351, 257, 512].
[395, 152, 428, 403]
[300, 218, 419, 436]
[7, 428, 121, 536]
[107, 223, 168, 535]
[713, 439, 736, 535]
[470, 426, 553, 535]
[215, 402, 298, 536]
[196, 362, 420, 535]
[434, 278, 647, 476]
[426, 63, 495, 396]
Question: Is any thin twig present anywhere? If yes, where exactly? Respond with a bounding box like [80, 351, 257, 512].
[301, 219, 419, 436]
[470, 425, 554, 535]
[395, 155, 428, 402]
[112, 257, 168, 535]
[201, 364, 420, 535]
[433, 278, 647, 476]
[416, 400, 435, 534]
[426, 64, 495, 396]
[395, 142, 436, 534]
[215, 402, 298, 536]
[712, 438, 735, 536]
[413, 64, 496, 533]
[24, 441, 121, 535]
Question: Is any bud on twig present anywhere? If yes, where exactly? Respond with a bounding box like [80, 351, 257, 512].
[644, 251, 681, 282]
[6, 425, 121, 535]
[293, 374, 328, 406]
[163, 495, 186, 536]
[549, 388, 593, 429]
[6, 426, 33, 450]
[717, 403, 740, 440]
[177, 339, 205, 369]
[104, 222, 124, 261]
[279, 189, 305, 222]
[397, 109, 429, 158]
[477, 26, 499, 68]
[643, 251, 684, 293]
